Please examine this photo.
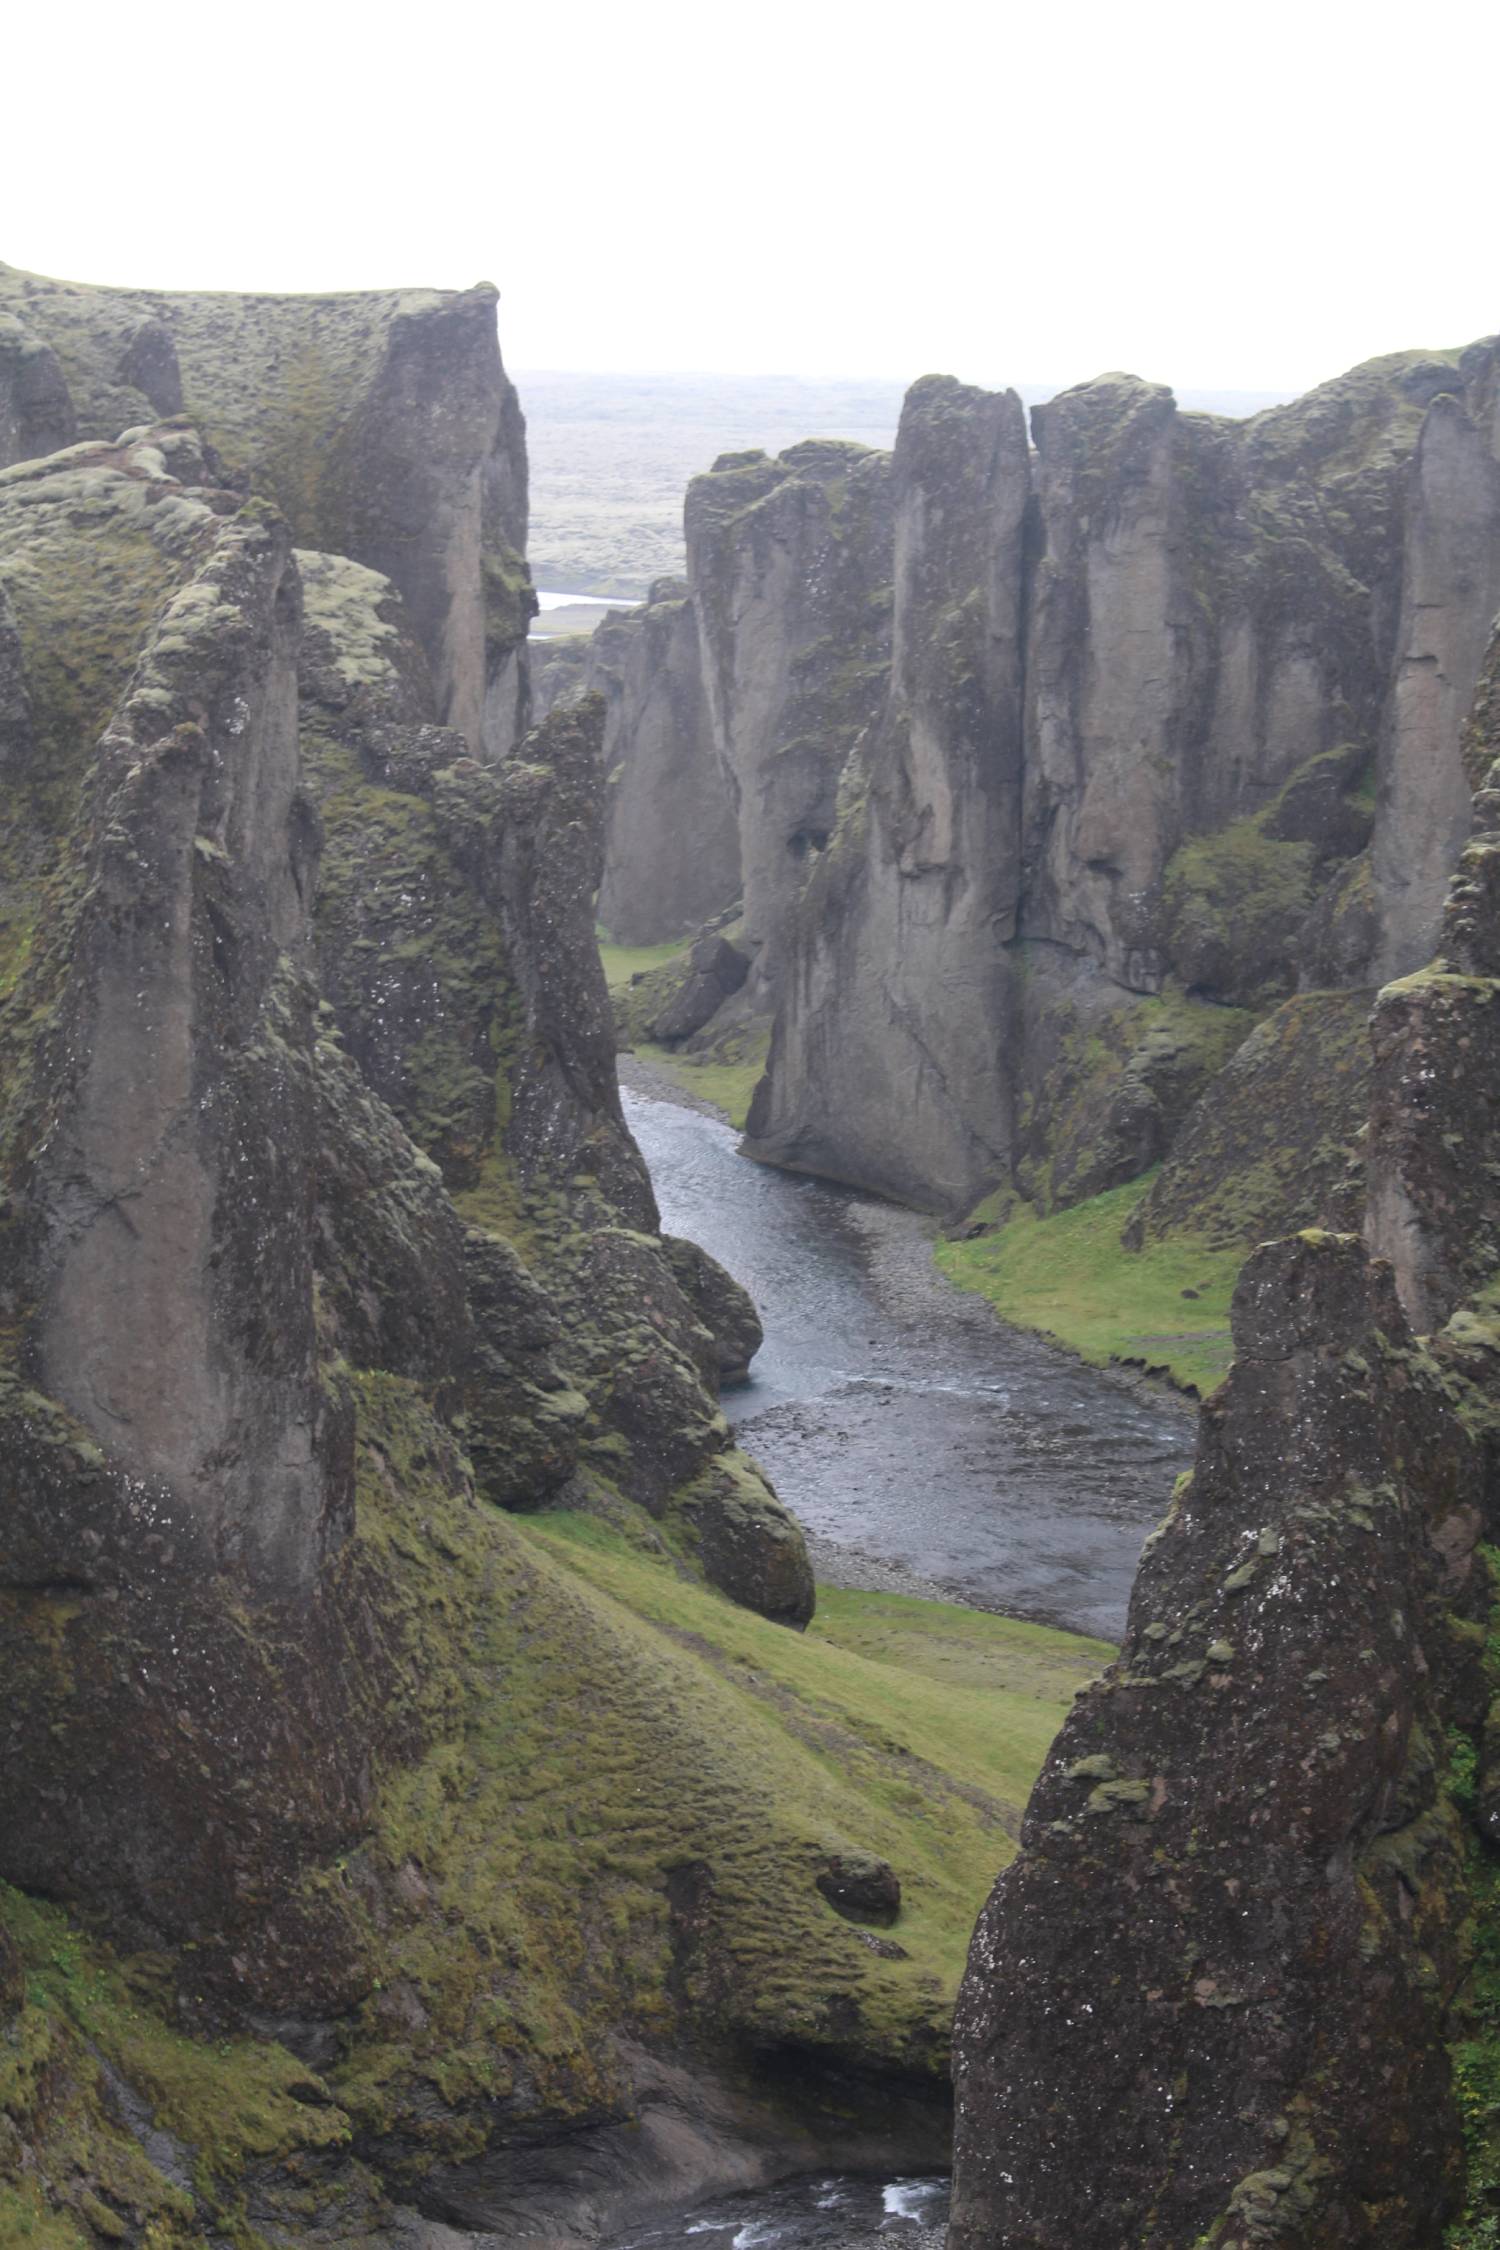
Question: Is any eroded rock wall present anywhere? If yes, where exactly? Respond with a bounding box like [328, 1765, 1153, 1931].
[685, 438, 894, 999]
[591, 579, 741, 944]
[2, 278, 1003, 2247]
[705, 341, 1499, 1228]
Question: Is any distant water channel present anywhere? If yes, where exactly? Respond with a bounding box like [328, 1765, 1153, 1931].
[625, 1089, 1192, 1643]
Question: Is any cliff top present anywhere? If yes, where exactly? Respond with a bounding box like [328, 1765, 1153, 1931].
[0, 261, 508, 553]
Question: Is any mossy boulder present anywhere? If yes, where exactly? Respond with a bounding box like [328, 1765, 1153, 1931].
[816, 1850, 902, 1927]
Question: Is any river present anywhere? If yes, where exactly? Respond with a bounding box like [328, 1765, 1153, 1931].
[625, 1088, 1192, 1644]
[607, 1088, 1192, 2246]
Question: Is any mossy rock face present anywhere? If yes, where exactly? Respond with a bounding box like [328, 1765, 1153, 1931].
[668, 1449, 815, 1628]
[951, 1234, 1489, 2247]
[0, 261, 533, 753]
[1143, 747, 1376, 1011]
[295, 548, 788, 1566]
[663, 1232, 764, 1386]
[1014, 958, 1255, 1216]
[816, 1850, 902, 1927]
[1124, 987, 1374, 1251]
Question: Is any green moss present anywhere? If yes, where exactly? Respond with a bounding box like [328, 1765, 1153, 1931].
[1128, 987, 1373, 1251]
[937, 1172, 1243, 1395]
[598, 936, 692, 990]
[1162, 811, 1317, 1004]
[317, 1475, 1108, 2154]
[1015, 970, 1255, 1216]
[0, 1881, 351, 2246]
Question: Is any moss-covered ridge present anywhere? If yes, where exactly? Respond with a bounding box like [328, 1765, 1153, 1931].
[294, 551, 801, 1591]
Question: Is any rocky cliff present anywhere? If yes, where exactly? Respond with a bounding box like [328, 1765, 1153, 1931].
[684, 439, 894, 1003]
[0, 273, 1035, 2247]
[744, 377, 1028, 1209]
[562, 578, 740, 945]
[949, 624, 1500, 2245]
[0, 261, 536, 757]
[595, 342, 1500, 1256]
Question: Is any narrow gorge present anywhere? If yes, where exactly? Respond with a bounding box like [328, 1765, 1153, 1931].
[4, 249, 1500, 2250]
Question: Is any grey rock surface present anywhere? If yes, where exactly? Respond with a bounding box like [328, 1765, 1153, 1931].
[592, 580, 741, 944]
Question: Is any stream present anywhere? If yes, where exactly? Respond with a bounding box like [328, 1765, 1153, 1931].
[626, 1087, 1193, 1644]
[612, 1088, 1193, 2246]
[603, 2172, 950, 2250]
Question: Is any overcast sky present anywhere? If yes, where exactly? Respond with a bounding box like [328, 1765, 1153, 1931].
[8, 0, 1494, 399]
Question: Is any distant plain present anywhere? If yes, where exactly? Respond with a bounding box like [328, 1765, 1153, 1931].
[517, 369, 1292, 600]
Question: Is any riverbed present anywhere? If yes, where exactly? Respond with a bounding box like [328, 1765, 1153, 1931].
[625, 1087, 1192, 1643]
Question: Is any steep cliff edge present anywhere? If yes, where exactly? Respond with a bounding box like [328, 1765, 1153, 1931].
[949, 624, 1500, 2245]
[0, 276, 1079, 2245]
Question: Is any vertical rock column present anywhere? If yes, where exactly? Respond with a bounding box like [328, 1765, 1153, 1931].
[686, 440, 894, 1001]
[1373, 346, 1500, 980]
[746, 379, 1030, 1211]
[590, 579, 740, 943]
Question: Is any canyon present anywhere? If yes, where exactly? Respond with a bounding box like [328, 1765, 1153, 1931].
[4, 249, 1500, 2250]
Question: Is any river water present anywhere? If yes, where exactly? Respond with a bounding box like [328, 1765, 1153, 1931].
[613, 1089, 1193, 2244]
[626, 1088, 1192, 1644]
[603, 2172, 949, 2250]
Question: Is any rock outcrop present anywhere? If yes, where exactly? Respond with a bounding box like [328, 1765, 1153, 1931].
[0, 261, 536, 757]
[3, 275, 1048, 2247]
[685, 439, 894, 1000]
[744, 379, 1028, 1207]
[950, 624, 1500, 2245]
[954, 1232, 1485, 2248]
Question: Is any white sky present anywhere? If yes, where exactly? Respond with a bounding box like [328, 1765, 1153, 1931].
[7, 0, 1495, 398]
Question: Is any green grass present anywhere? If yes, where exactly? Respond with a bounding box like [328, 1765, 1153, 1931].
[598, 938, 691, 991]
[635, 1036, 768, 1129]
[510, 1511, 1108, 2001]
[937, 1173, 1246, 1396]
[530, 1516, 1111, 1822]
[326, 1451, 1113, 2148]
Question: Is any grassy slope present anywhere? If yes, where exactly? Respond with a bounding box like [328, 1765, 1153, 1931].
[937, 1173, 1245, 1397]
[599, 939, 691, 990]
[0, 1483, 1108, 2246]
